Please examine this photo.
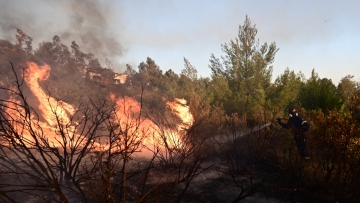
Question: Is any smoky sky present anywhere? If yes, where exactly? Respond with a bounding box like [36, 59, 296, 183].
[0, 0, 124, 68]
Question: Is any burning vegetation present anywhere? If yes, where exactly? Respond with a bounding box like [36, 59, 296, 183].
[1, 18, 360, 203]
[0, 61, 201, 202]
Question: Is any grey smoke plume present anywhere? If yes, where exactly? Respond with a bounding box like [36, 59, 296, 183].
[0, 0, 124, 68]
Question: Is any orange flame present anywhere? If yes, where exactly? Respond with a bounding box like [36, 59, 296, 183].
[109, 95, 159, 148]
[166, 98, 194, 131]
[109, 95, 194, 150]
[3, 62, 194, 152]
[24, 62, 75, 126]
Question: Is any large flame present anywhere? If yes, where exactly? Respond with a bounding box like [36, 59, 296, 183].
[166, 98, 193, 131]
[4, 62, 194, 152]
[109, 95, 194, 150]
[23, 62, 75, 126]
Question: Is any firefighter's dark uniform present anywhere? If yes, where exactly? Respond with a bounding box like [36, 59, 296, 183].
[277, 111, 310, 158]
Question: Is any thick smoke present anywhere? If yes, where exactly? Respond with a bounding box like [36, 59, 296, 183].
[0, 0, 124, 68]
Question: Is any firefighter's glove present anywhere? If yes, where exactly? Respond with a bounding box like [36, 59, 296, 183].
[301, 121, 309, 132]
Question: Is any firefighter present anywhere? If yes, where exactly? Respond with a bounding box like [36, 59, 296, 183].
[277, 107, 310, 159]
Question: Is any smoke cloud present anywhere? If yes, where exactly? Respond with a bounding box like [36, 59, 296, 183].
[0, 0, 124, 68]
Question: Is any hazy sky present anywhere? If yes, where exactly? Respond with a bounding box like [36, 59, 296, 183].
[1, 0, 359, 84]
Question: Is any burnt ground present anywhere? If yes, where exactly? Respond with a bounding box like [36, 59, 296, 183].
[0, 128, 303, 203]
